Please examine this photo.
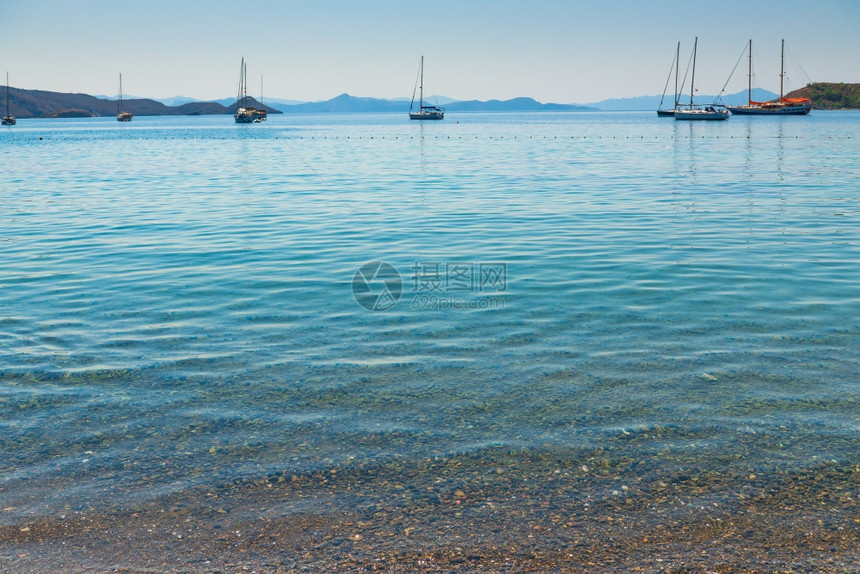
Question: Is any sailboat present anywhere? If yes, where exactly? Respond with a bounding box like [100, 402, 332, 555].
[674, 37, 730, 121]
[409, 56, 444, 120]
[727, 39, 811, 116]
[657, 42, 680, 117]
[116, 74, 133, 122]
[253, 75, 267, 121]
[234, 57, 257, 123]
[2, 72, 15, 126]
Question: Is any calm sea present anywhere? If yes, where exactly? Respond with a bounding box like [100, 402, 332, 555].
[1, 112, 858, 523]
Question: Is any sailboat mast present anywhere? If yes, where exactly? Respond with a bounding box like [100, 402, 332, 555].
[690, 37, 697, 106]
[118, 73, 123, 115]
[5, 72, 9, 116]
[747, 39, 752, 105]
[419, 56, 424, 109]
[779, 38, 785, 100]
[674, 41, 680, 107]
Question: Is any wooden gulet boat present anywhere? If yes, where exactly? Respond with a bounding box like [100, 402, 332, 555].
[726, 39, 811, 116]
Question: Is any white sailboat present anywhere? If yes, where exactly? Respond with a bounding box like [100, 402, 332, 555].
[2, 72, 16, 126]
[234, 57, 256, 123]
[675, 37, 730, 121]
[116, 73, 132, 122]
[409, 56, 444, 120]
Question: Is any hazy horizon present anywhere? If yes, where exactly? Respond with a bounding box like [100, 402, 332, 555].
[86, 88, 782, 108]
[2, 0, 858, 104]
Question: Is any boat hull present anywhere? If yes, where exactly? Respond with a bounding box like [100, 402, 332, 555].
[656, 109, 676, 117]
[409, 111, 444, 120]
[1, 115, 14, 126]
[674, 108, 730, 121]
[234, 108, 256, 123]
[726, 104, 811, 115]
[116, 112, 133, 122]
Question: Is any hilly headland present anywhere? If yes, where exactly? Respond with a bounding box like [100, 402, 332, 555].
[1, 87, 281, 119]
[785, 83, 860, 109]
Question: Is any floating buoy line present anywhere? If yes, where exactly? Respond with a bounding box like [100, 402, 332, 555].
[23, 134, 852, 142]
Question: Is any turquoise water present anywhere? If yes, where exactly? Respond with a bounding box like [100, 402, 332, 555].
[1, 112, 858, 521]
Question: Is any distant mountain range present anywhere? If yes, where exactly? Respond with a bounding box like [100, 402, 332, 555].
[2, 84, 856, 118]
[1, 88, 594, 118]
[588, 88, 780, 111]
[155, 89, 782, 113]
[261, 93, 596, 114]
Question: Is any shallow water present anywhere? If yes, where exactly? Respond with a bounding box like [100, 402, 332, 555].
[1, 111, 858, 523]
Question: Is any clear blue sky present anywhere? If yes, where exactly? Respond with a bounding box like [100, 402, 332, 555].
[2, 0, 858, 103]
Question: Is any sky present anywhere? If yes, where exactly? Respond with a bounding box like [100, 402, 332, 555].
[2, 0, 858, 104]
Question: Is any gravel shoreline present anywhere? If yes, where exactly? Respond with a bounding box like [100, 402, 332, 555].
[2, 449, 857, 572]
